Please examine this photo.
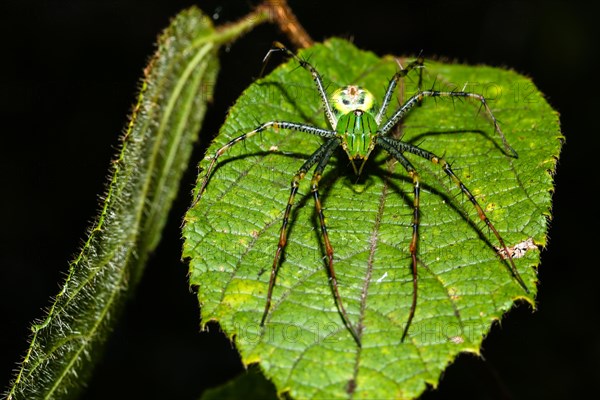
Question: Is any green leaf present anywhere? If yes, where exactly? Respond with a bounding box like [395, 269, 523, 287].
[199, 366, 278, 400]
[183, 38, 563, 399]
[6, 7, 220, 399]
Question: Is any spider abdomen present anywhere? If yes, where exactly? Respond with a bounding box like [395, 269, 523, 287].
[336, 110, 378, 174]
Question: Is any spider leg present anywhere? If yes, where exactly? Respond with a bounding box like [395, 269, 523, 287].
[379, 90, 518, 158]
[261, 137, 361, 346]
[261, 138, 340, 326]
[373, 138, 421, 342]
[191, 121, 337, 208]
[378, 135, 530, 293]
[309, 139, 363, 346]
[375, 55, 424, 125]
[264, 42, 338, 128]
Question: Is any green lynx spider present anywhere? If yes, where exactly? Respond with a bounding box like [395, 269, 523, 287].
[192, 42, 529, 347]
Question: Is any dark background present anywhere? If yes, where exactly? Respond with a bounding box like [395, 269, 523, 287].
[0, 1, 595, 399]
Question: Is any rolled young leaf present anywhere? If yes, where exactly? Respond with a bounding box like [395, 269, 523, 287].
[7, 7, 221, 399]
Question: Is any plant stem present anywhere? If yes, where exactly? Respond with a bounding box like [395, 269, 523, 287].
[260, 0, 314, 49]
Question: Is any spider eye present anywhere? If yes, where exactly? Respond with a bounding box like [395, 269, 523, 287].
[357, 93, 366, 105]
[331, 86, 376, 116]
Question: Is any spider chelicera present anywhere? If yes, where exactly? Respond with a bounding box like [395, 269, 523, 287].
[192, 42, 529, 347]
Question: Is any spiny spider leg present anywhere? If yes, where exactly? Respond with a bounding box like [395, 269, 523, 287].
[264, 41, 338, 128]
[379, 90, 519, 158]
[310, 140, 363, 346]
[375, 55, 424, 124]
[373, 138, 422, 342]
[261, 137, 362, 347]
[191, 121, 336, 208]
[378, 135, 530, 294]
[261, 139, 339, 323]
